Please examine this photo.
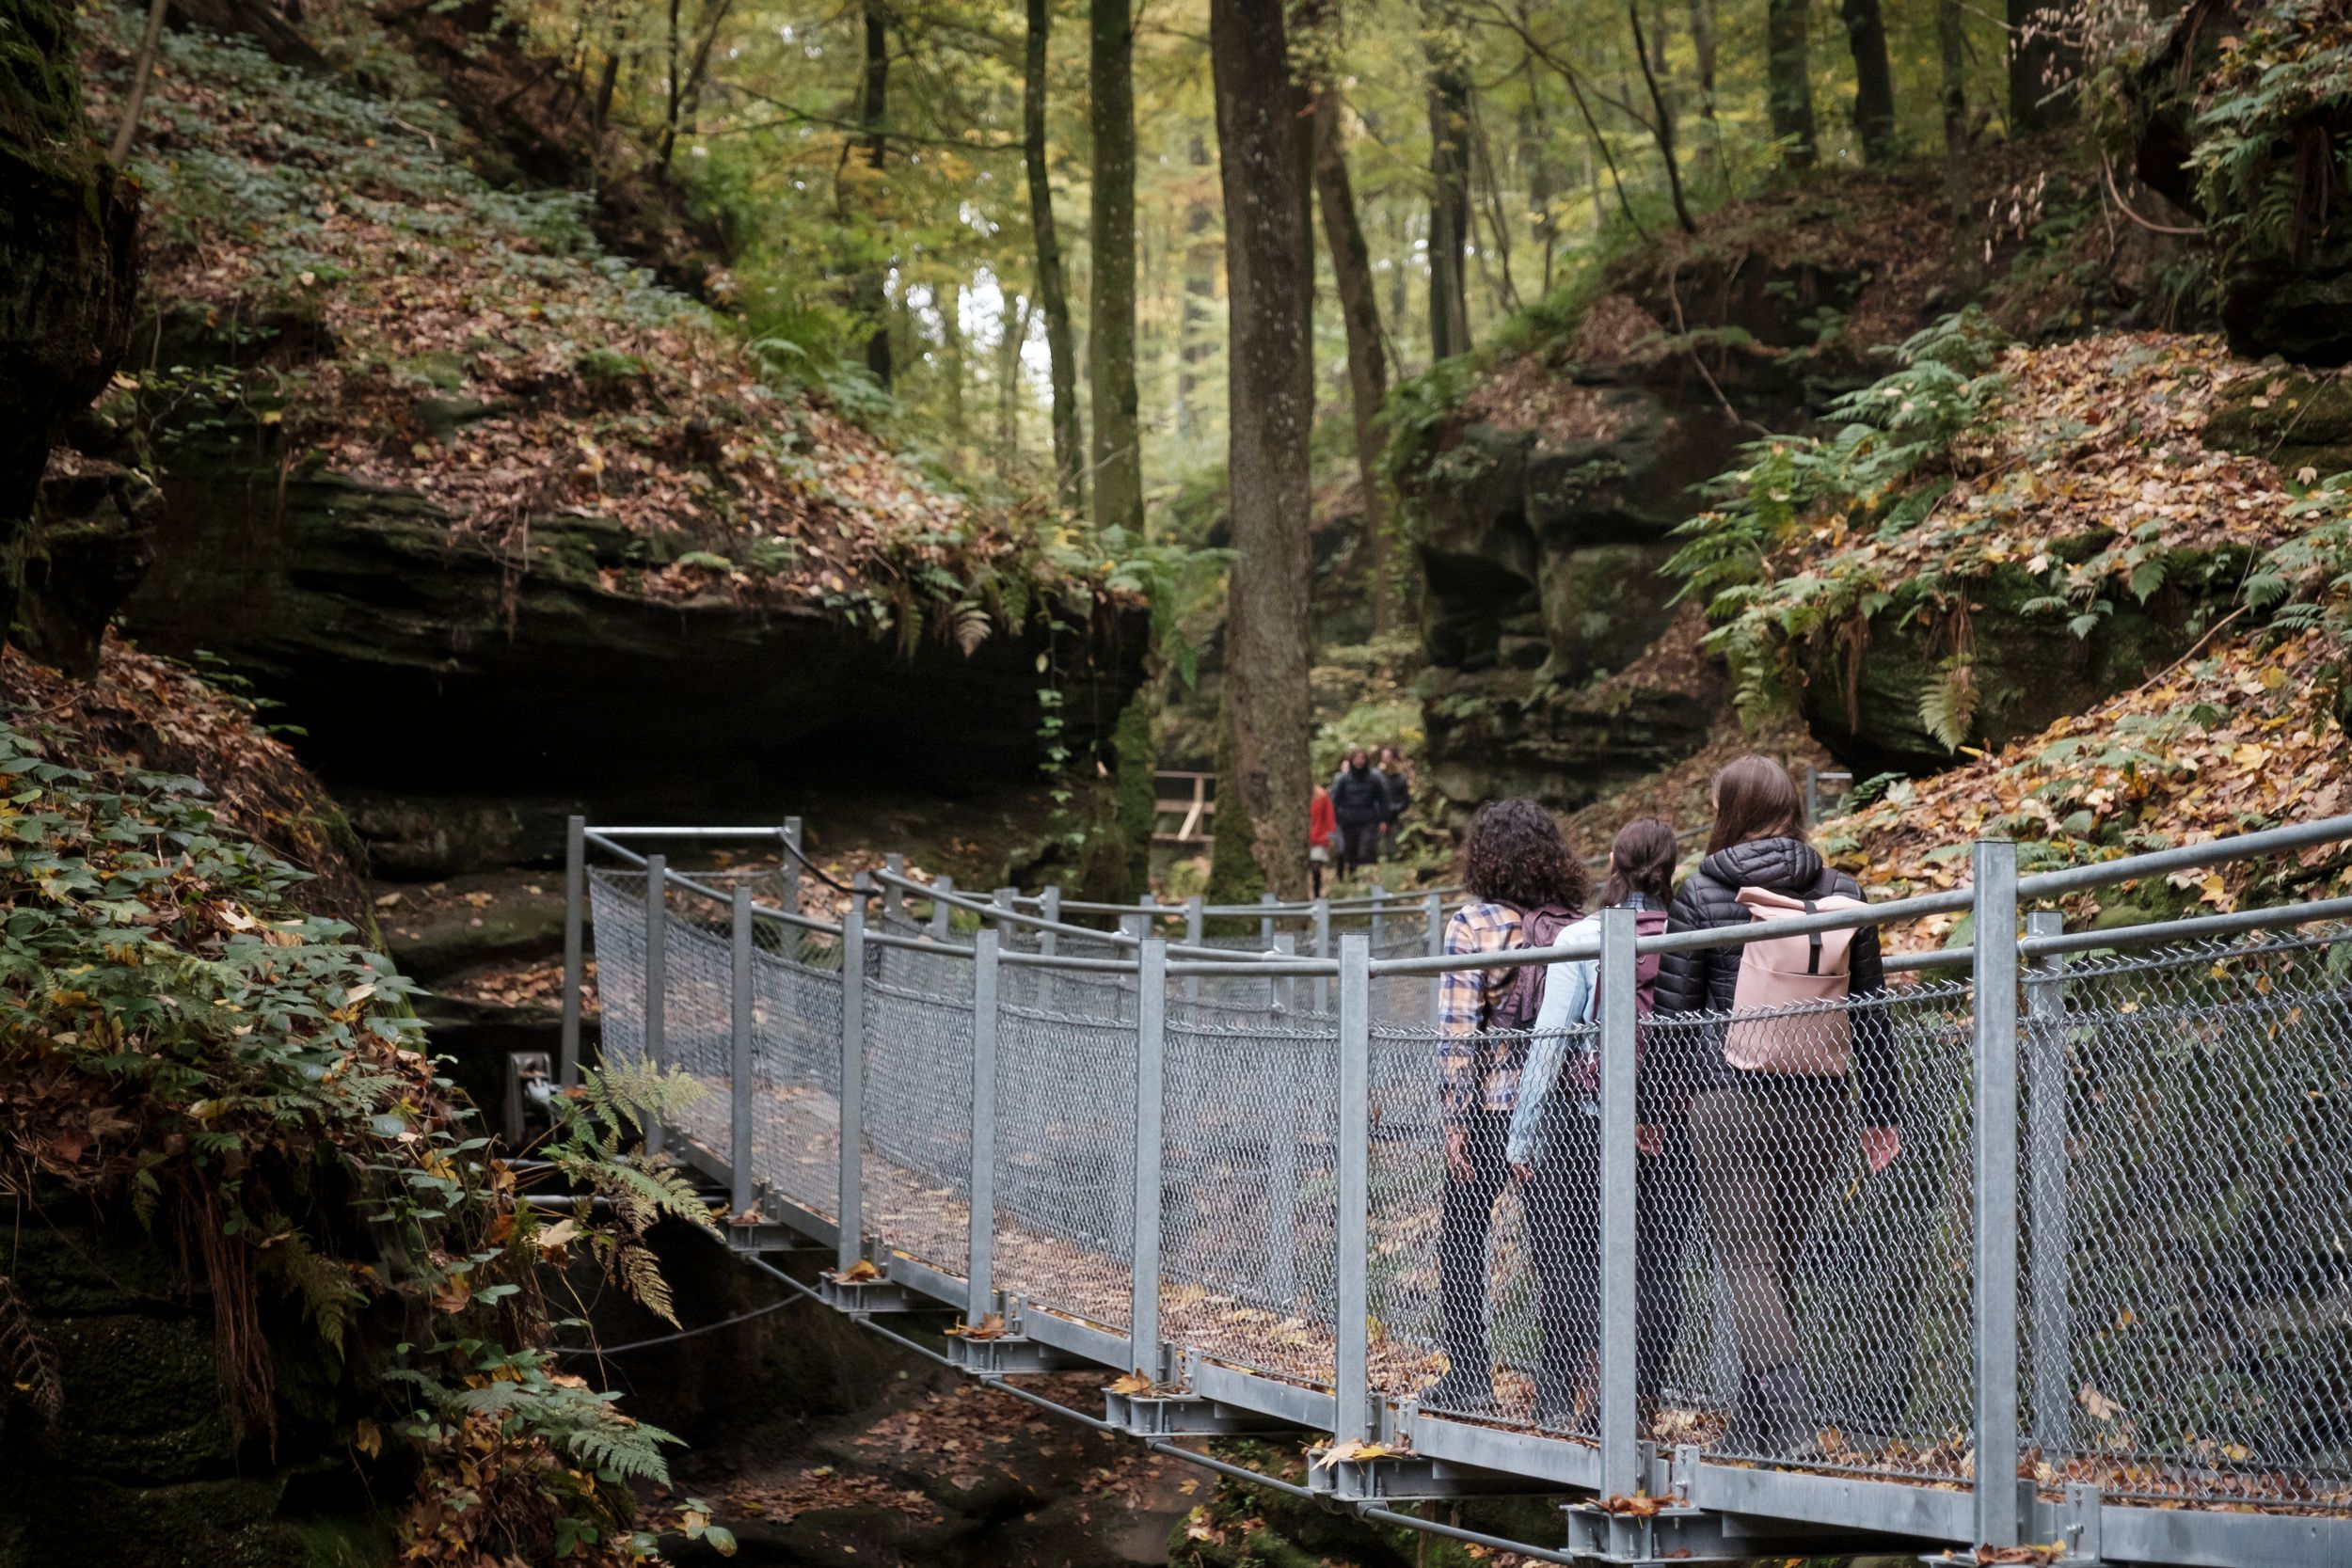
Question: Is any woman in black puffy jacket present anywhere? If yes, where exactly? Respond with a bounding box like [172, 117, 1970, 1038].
[1652, 755, 1899, 1459]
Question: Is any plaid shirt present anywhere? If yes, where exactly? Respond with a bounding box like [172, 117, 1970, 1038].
[1437, 901, 1526, 1123]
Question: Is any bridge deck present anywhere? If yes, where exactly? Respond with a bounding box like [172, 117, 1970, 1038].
[567, 822, 2352, 1568]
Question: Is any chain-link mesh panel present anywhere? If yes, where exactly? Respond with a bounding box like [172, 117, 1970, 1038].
[752, 939, 842, 1223]
[659, 907, 738, 1165]
[993, 1003, 1136, 1331]
[1364, 1021, 1606, 1437]
[1159, 1011, 1342, 1388]
[2032, 927, 2352, 1510]
[588, 868, 647, 1070]
[1638, 978, 1976, 1480]
[862, 974, 975, 1277]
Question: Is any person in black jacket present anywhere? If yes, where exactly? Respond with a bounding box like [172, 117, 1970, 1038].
[1327, 749, 1389, 877]
[1376, 746, 1412, 858]
[1651, 754, 1899, 1460]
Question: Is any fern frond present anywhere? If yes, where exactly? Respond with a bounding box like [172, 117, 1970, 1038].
[0, 1277, 62, 1429]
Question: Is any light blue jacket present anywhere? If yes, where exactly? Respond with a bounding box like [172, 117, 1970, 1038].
[1503, 912, 1602, 1168]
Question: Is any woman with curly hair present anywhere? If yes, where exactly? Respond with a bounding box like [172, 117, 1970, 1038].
[1422, 799, 1590, 1413]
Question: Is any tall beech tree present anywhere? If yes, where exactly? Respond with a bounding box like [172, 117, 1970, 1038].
[1313, 87, 1395, 635]
[1089, 0, 1143, 535]
[1766, 0, 1816, 167]
[855, 1, 892, 387]
[1424, 19, 1473, 360]
[1843, 0, 1898, 163]
[1024, 0, 1082, 510]
[1208, 0, 1312, 900]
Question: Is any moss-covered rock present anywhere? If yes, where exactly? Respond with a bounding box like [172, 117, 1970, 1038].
[2203, 370, 2352, 479]
[0, 0, 140, 634]
[1796, 567, 2232, 775]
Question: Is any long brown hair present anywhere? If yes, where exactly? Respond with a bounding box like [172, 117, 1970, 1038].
[1461, 800, 1589, 912]
[1706, 754, 1806, 854]
[1601, 817, 1678, 906]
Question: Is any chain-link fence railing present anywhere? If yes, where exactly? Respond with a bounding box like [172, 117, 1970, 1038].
[2029, 925, 2352, 1511]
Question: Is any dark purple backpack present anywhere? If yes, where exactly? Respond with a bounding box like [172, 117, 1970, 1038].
[1484, 903, 1579, 1034]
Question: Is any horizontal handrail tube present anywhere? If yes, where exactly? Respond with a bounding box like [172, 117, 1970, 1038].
[587, 825, 790, 840]
[868, 869, 1325, 965]
[1885, 945, 1973, 974]
[865, 927, 976, 957]
[1166, 958, 1343, 978]
[656, 866, 845, 936]
[998, 949, 1139, 974]
[2016, 813, 2352, 898]
[2020, 893, 2352, 958]
[582, 830, 649, 867]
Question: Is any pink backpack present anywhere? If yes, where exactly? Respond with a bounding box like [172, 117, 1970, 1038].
[1722, 886, 1870, 1075]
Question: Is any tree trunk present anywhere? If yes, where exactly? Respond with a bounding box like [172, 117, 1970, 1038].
[940, 280, 966, 451]
[2006, 0, 2080, 133]
[1689, 0, 1717, 114]
[109, 0, 171, 164]
[859, 3, 893, 388]
[658, 0, 681, 181]
[1178, 134, 1216, 443]
[1088, 0, 1143, 536]
[1024, 0, 1084, 511]
[1312, 88, 1394, 637]
[1518, 57, 1557, 295]
[664, 0, 735, 170]
[1843, 0, 1898, 164]
[996, 293, 1031, 478]
[1208, 0, 1313, 901]
[1766, 0, 1816, 170]
[1628, 3, 1696, 233]
[1467, 98, 1521, 315]
[1424, 38, 1473, 360]
[1938, 0, 1979, 287]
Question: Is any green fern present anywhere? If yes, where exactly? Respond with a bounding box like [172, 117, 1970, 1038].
[1919, 658, 1981, 752]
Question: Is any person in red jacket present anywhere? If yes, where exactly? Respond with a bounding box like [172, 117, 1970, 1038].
[1308, 786, 1337, 896]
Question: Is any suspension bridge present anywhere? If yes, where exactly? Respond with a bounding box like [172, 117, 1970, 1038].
[551, 816, 2352, 1568]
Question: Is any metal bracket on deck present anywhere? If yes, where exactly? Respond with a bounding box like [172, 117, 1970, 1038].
[943, 1334, 1087, 1374]
[1563, 1500, 1756, 1566]
[1308, 1452, 1532, 1504]
[1103, 1388, 1297, 1438]
[725, 1221, 832, 1257]
[818, 1275, 914, 1316]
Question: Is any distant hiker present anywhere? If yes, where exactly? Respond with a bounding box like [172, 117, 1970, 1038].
[1309, 785, 1336, 898]
[1328, 748, 1389, 878]
[1504, 816, 1687, 1430]
[1424, 799, 1589, 1414]
[1377, 745, 1412, 858]
[1653, 754, 1897, 1460]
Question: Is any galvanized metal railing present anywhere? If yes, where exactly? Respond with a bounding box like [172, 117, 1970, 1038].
[563, 814, 2352, 1568]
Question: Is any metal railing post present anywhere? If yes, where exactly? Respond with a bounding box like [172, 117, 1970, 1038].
[1268, 932, 1299, 1309]
[730, 885, 755, 1216]
[1971, 839, 2022, 1549]
[882, 853, 905, 924]
[1132, 938, 1167, 1376]
[1261, 891, 1276, 946]
[1370, 882, 1386, 953]
[1597, 906, 1640, 1499]
[1039, 885, 1060, 1013]
[967, 930, 999, 1325]
[1184, 895, 1203, 1006]
[643, 854, 667, 1159]
[837, 878, 868, 1274]
[1424, 890, 1445, 1026]
[1334, 933, 1372, 1445]
[2025, 909, 2071, 1466]
[559, 815, 585, 1087]
[931, 873, 956, 940]
[1312, 897, 1332, 1015]
[780, 816, 803, 914]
